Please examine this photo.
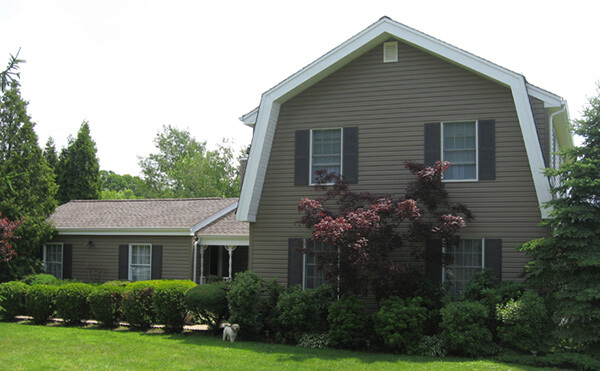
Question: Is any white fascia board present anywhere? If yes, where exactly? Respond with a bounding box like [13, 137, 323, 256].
[191, 201, 238, 234]
[196, 235, 249, 246]
[240, 107, 258, 127]
[55, 228, 194, 236]
[526, 83, 564, 108]
[236, 16, 559, 221]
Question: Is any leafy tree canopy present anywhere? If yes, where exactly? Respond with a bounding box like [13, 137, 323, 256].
[99, 170, 144, 199]
[520, 84, 600, 352]
[139, 125, 241, 198]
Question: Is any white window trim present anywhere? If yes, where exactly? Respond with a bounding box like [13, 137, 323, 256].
[128, 243, 152, 282]
[309, 127, 344, 186]
[441, 120, 479, 182]
[442, 238, 485, 292]
[43, 242, 64, 280]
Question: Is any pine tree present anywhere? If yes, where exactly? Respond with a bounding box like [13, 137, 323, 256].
[520, 85, 600, 352]
[0, 83, 58, 281]
[43, 137, 58, 171]
[56, 121, 101, 204]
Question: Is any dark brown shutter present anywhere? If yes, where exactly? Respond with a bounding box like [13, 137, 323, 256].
[151, 245, 162, 279]
[424, 123, 441, 166]
[424, 239, 443, 284]
[343, 127, 358, 184]
[295, 130, 310, 185]
[484, 239, 502, 283]
[62, 244, 73, 279]
[478, 120, 495, 180]
[288, 238, 305, 287]
[118, 245, 128, 280]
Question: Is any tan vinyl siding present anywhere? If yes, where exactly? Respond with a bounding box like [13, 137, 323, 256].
[530, 96, 548, 166]
[49, 235, 194, 282]
[251, 40, 548, 286]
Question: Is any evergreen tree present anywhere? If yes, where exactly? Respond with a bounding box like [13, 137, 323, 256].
[43, 137, 58, 170]
[0, 83, 58, 281]
[56, 121, 101, 204]
[520, 85, 600, 352]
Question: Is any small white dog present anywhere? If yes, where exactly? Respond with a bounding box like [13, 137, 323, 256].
[222, 324, 240, 343]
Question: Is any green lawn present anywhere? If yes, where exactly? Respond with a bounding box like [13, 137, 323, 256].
[0, 322, 544, 370]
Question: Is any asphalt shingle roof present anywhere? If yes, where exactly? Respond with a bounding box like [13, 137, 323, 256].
[197, 210, 248, 236]
[50, 198, 240, 231]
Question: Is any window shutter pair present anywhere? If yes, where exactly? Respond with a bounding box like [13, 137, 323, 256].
[288, 238, 313, 287]
[424, 120, 495, 180]
[294, 127, 358, 185]
[118, 245, 163, 280]
[424, 238, 502, 284]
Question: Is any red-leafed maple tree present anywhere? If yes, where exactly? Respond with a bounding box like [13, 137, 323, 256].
[0, 212, 22, 261]
[298, 161, 473, 300]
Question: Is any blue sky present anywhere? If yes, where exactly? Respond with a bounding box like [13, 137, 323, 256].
[1, 0, 598, 175]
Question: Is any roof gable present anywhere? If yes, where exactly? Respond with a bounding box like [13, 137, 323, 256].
[237, 17, 568, 222]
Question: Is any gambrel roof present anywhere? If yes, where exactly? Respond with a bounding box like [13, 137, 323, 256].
[237, 16, 570, 222]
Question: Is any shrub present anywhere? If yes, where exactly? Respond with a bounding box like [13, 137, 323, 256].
[417, 335, 447, 357]
[277, 285, 318, 343]
[298, 332, 330, 349]
[306, 284, 335, 330]
[25, 284, 58, 324]
[497, 290, 549, 353]
[88, 283, 126, 328]
[259, 278, 284, 335]
[373, 296, 427, 354]
[0, 281, 29, 320]
[153, 280, 196, 333]
[440, 300, 494, 357]
[185, 281, 229, 332]
[20, 273, 60, 286]
[122, 281, 160, 330]
[227, 271, 264, 339]
[327, 293, 367, 350]
[55, 283, 93, 325]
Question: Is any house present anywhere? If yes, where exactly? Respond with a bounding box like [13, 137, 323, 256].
[46, 198, 249, 283]
[236, 17, 572, 293]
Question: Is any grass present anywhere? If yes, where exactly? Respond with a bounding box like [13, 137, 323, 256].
[0, 321, 547, 370]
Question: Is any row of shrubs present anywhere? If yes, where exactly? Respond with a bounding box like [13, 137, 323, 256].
[0, 276, 196, 333]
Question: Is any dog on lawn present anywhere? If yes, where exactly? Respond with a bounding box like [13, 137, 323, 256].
[223, 324, 240, 343]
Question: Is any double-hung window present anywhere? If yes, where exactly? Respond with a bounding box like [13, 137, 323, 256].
[443, 239, 484, 295]
[304, 241, 333, 289]
[44, 243, 63, 279]
[442, 121, 477, 181]
[310, 128, 342, 184]
[129, 243, 152, 282]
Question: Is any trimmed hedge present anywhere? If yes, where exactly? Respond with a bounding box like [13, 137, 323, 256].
[227, 271, 264, 339]
[373, 296, 427, 354]
[88, 283, 126, 328]
[277, 285, 318, 343]
[440, 300, 494, 357]
[327, 293, 367, 350]
[122, 281, 160, 330]
[25, 284, 58, 325]
[20, 274, 60, 286]
[184, 281, 229, 332]
[153, 280, 196, 333]
[0, 281, 29, 320]
[55, 283, 94, 325]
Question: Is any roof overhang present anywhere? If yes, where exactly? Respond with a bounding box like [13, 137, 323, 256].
[55, 228, 195, 237]
[195, 235, 249, 246]
[237, 16, 570, 222]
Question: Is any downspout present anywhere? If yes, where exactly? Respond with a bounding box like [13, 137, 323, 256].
[193, 238, 200, 284]
[548, 103, 567, 155]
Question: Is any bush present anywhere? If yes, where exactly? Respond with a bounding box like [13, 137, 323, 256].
[0, 281, 29, 320]
[55, 283, 94, 325]
[185, 281, 229, 332]
[306, 284, 335, 330]
[417, 335, 447, 357]
[122, 281, 160, 330]
[88, 283, 126, 328]
[497, 290, 549, 353]
[277, 285, 318, 343]
[227, 271, 264, 339]
[25, 284, 58, 324]
[259, 278, 284, 335]
[327, 293, 367, 350]
[153, 280, 196, 333]
[298, 332, 330, 349]
[373, 296, 427, 354]
[20, 273, 60, 286]
[440, 300, 494, 357]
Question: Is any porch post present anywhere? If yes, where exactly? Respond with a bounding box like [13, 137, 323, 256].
[199, 245, 208, 284]
[225, 245, 237, 280]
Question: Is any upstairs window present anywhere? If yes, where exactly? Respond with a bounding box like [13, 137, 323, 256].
[442, 121, 477, 180]
[44, 243, 63, 279]
[311, 128, 342, 184]
[130, 244, 152, 282]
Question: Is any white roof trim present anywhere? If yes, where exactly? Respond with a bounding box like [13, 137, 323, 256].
[240, 108, 258, 127]
[237, 16, 566, 222]
[55, 228, 194, 237]
[190, 201, 238, 234]
[196, 235, 249, 246]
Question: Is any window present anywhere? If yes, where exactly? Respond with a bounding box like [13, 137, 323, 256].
[304, 241, 333, 289]
[443, 239, 484, 295]
[129, 244, 152, 282]
[310, 128, 342, 184]
[44, 243, 63, 279]
[442, 121, 477, 180]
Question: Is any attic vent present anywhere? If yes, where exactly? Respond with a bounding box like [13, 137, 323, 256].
[383, 41, 398, 63]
